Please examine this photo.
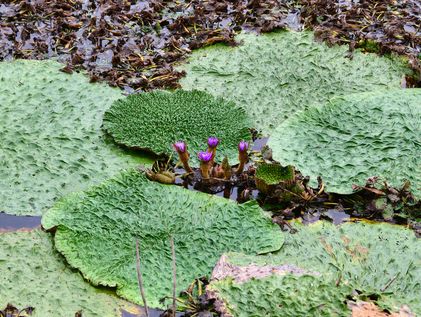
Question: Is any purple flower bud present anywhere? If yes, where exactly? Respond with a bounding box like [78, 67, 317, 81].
[238, 140, 249, 152]
[207, 136, 219, 148]
[197, 151, 213, 162]
[173, 141, 186, 153]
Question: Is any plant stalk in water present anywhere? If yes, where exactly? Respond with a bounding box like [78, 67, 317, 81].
[173, 141, 193, 173]
[237, 141, 249, 174]
[198, 151, 213, 179]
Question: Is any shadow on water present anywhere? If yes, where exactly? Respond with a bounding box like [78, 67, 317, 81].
[0, 212, 41, 231]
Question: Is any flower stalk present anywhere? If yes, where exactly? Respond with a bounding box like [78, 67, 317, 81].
[197, 151, 213, 179]
[236, 141, 249, 174]
[207, 136, 219, 166]
[173, 141, 193, 173]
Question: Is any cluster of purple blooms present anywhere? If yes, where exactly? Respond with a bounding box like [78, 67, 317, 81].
[173, 137, 248, 162]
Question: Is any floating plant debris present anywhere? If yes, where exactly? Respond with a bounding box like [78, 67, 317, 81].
[0, 304, 34, 317]
[300, 0, 421, 80]
[146, 139, 420, 227]
[0, 0, 298, 91]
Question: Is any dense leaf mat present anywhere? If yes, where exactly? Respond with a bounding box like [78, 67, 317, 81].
[0, 60, 153, 216]
[179, 30, 412, 134]
[42, 170, 283, 308]
[268, 89, 421, 197]
[224, 221, 421, 315]
[103, 90, 252, 163]
[0, 229, 140, 317]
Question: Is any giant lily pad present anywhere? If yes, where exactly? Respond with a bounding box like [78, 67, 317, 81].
[225, 221, 421, 314]
[42, 170, 283, 309]
[0, 60, 153, 216]
[268, 89, 421, 198]
[179, 30, 412, 134]
[0, 229, 141, 317]
[103, 89, 252, 163]
[209, 267, 353, 317]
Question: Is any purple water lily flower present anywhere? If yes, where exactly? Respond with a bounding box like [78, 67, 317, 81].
[197, 151, 213, 162]
[207, 136, 219, 148]
[173, 141, 186, 153]
[238, 140, 249, 152]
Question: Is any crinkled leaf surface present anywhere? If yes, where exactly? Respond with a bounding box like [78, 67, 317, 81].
[210, 269, 353, 317]
[226, 221, 421, 314]
[42, 170, 283, 308]
[0, 60, 153, 216]
[179, 30, 411, 134]
[255, 163, 294, 185]
[0, 229, 141, 317]
[268, 89, 421, 197]
[103, 90, 252, 164]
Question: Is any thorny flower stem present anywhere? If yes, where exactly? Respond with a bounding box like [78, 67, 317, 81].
[135, 239, 149, 317]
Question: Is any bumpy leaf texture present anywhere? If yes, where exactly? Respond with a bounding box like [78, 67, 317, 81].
[103, 89, 252, 164]
[0, 229, 141, 317]
[179, 30, 412, 134]
[226, 221, 421, 314]
[0, 60, 153, 216]
[210, 269, 353, 317]
[42, 170, 283, 309]
[268, 88, 421, 198]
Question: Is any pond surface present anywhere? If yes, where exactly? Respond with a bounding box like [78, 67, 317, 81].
[0, 212, 41, 231]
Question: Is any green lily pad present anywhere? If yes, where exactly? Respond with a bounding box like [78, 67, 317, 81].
[226, 221, 421, 314]
[209, 268, 353, 317]
[268, 89, 421, 198]
[0, 229, 141, 317]
[255, 163, 295, 194]
[42, 170, 283, 309]
[103, 90, 252, 164]
[0, 60, 153, 216]
[179, 30, 412, 134]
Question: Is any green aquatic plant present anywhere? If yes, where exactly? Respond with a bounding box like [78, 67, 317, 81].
[103, 90, 252, 163]
[42, 170, 283, 309]
[268, 89, 421, 199]
[180, 30, 412, 134]
[255, 163, 295, 194]
[225, 221, 421, 314]
[0, 60, 153, 216]
[0, 230, 140, 317]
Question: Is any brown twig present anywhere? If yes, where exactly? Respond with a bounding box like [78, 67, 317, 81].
[170, 235, 177, 317]
[135, 239, 150, 317]
[381, 273, 400, 292]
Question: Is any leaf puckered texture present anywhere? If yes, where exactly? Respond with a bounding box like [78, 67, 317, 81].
[180, 31, 412, 134]
[268, 89, 421, 197]
[42, 170, 283, 308]
[224, 221, 421, 315]
[0, 229, 140, 317]
[103, 90, 252, 163]
[0, 60, 152, 216]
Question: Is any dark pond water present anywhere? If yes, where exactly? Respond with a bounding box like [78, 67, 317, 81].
[0, 212, 41, 231]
